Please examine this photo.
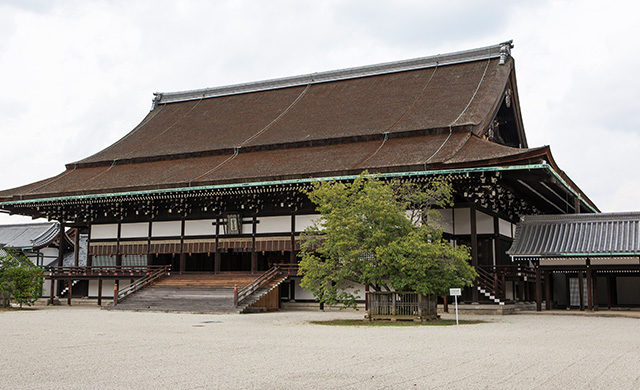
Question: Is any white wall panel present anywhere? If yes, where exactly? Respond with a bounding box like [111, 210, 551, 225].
[453, 208, 471, 235]
[257, 216, 291, 234]
[476, 211, 494, 235]
[152, 221, 181, 237]
[185, 219, 217, 236]
[91, 224, 118, 239]
[295, 214, 321, 232]
[120, 222, 149, 239]
[499, 219, 513, 238]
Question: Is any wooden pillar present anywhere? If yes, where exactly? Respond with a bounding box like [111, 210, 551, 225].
[67, 279, 72, 306]
[535, 265, 542, 311]
[214, 216, 221, 274]
[115, 222, 122, 269]
[519, 279, 525, 302]
[290, 213, 296, 264]
[545, 271, 552, 310]
[565, 273, 571, 309]
[97, 278, 103, 306]
[87, 224, 93, 267]
[606, 276, 612, 310]
[592, 269, 599, 311]
[57, 220, 66, 267]
[147, 221, 153, 266]
[251, 215, 257, 273]
[586, 266, 593, 311]
[470, 205, 479, 303]
[49, 278, 55, 305]
[113, 280, 119, 306]
[73, 228, 80, 267]
[578, 271, 585, 311]
[493, 215, 500, 266]
[179, 219, 186, 273]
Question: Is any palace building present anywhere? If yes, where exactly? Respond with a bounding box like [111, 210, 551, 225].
[0, 41, 606, 311]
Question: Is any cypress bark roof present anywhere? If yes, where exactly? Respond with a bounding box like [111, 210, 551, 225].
[0, 41, 579, 205]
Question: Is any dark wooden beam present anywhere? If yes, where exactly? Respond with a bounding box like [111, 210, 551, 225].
[535, 265, 542, 311]
[592, 269, 599, 311]
[251, 215, 257, 273]
[97, 279, 103, 306]
[214, 216, 220, 274]
[470, 205, 479, 303]
[545, 271, 552, 310]
[586, 266, 593, 311]
[578, 271, 584, 311]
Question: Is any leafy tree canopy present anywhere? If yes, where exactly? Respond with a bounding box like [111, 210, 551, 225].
[0, 250, 44, 308]
[299, 172, 476, 308]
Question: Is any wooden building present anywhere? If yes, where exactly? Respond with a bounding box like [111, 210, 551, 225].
[0, 41, 598, 309]
[508, 213, 640, 310]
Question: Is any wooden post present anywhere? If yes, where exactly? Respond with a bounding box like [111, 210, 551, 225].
[586, 267, 593, 311]
[365, 285, 369, 311]
[233, 284, 238, 306]
[251, 215, 257, 273]
[592, 270, 599, 311]
[113, 280, 119, 306]
[578, 271, 584, 311]
[179, 219, 186, 273]
[67, 279, 72, 306]
[97, 279, 103, 306]
[443, 296, 448, 313]
[470, 205, 479, 303]
[147, 221, 153, 266]
[214, 217, 220, 274]
[535, 265, 542, 311]
[49, 278, 55, 305]
[57, 221, 65, 267]
[545, 271, 552, 310]
[606, 276, 612, 310]
[565, 273, 571, 309]
[290, 213, 296, 264]
[73, 228, 80, 267]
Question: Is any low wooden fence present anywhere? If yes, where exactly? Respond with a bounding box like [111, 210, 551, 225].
[368, 292, 437, 321]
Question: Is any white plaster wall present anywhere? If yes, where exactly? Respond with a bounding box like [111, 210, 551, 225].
[185, 219, 217, 236]
[295, 214, 321, 232]
[499, 219, 513, 238]
[476, 211, 494, 235]
[241, 220, 252, 235]
[257, 216, 291, 234]
[453, 208, 470, 235]
[91, 224, 118, 239]
[120, 222, 149, 238]
[152, 221, 181, 237]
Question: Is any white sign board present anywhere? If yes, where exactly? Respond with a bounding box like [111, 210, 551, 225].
[449, 288, 462, 296]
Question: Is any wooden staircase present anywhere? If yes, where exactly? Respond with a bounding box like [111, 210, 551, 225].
[108, 271, 288, 314]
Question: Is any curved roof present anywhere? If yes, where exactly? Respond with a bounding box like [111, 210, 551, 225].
[508, 213, 640, 257]
[0, 222, 62, 250]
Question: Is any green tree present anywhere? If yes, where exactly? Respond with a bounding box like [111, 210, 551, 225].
[0, 250, 44, 308]
[298, 173, 476, 308]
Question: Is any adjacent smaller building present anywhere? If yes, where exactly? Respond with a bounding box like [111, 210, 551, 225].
[508, 212, 640, 310]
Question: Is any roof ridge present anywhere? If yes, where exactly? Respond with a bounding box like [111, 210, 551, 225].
[154, 41, 514, 106]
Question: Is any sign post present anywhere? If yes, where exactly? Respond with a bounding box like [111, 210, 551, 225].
[449, 288, 462, 326]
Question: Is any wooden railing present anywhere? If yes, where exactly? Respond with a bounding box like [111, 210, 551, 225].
[234, 265, 282, 307]
[47, 265, 169, 278]
[276, 263, 299, 276]
[476, 264, 538, 300]
[115, 265, 171, 304]
[368, 292, 437, 321]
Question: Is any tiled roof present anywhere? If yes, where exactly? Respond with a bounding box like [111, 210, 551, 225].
[508, 213, 640, 257]
[0, 222, 61, 250]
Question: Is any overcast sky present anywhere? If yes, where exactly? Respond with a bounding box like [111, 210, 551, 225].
[1, 0, 639, 224]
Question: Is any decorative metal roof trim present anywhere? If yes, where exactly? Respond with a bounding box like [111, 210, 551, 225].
[0, 163, 596, 213]
[153, 41, 513, 106]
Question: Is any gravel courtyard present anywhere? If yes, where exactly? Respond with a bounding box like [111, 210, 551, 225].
[2, 307, 639, 389]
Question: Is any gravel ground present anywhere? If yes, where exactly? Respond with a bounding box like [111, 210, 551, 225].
[1, 306, 639, 389]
